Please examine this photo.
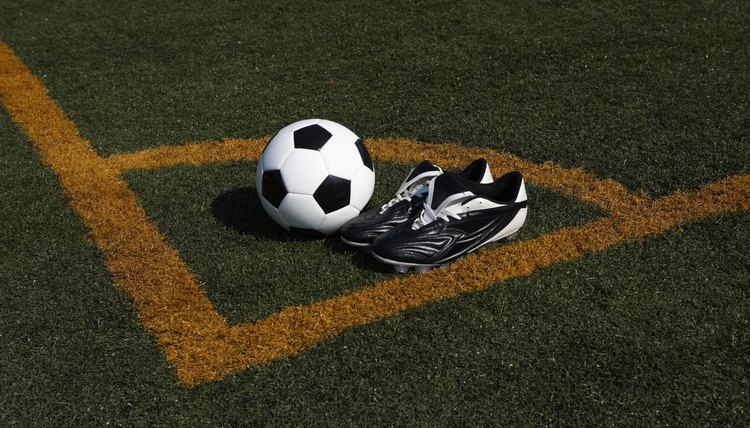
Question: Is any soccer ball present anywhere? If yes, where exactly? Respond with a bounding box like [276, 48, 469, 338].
[256, 119, 375, 235]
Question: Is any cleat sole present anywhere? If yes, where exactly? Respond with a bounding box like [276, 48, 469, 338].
[340, 236, 373, 251]
[376, 253, 441, 274]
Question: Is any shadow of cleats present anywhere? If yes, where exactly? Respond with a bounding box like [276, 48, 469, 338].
[370, 171, 528, 272]
[340, 159, 494, 249]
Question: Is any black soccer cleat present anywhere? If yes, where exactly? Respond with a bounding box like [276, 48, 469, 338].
[370, 171, 528, 273]
[339, 159, 493, 250]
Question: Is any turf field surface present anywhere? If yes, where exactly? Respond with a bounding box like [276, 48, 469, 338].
[1, 1, 749, 425]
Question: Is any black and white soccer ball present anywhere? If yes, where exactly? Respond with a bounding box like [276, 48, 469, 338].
[256, 119, 375, 235]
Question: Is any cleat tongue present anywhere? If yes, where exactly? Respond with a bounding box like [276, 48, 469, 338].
[413, 173, 475, 229]
[428, 173, 472, 211]
[380, 160, 442, 214]
[406, 160, 441, 182]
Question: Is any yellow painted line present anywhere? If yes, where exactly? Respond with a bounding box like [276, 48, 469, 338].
[176, 173, 750, 384]
[365, 138, 650, 215]
[0, 40, 230, 377]
[104, 136, 648, 214]
[104, 137, 268, 173]
[3, 39, 749, 386]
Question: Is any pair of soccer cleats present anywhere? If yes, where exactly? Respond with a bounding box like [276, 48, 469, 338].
[340, 158, 528, 273]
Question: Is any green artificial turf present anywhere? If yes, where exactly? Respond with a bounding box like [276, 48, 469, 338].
[2, 0, 748, 195]
[1, 0, 748, 425]
[123, 161, 604, 324]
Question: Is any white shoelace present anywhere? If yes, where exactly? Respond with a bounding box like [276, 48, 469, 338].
[378, 182, 429, 214]
[412, 206, 463, 229]
[412, 195, 472, 230]
[378, 167, 442, 215]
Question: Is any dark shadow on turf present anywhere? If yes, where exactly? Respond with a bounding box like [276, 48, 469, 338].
[323, 236, 395, 274]
[211, 187, 321, 242]
[212, 187, 394, 273]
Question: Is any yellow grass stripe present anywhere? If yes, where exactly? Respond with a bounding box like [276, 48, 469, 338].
[105, 136, 647, 215]
[365, 138, 649, 215]
[172, 173, 749, 384]
[105, 137, 268, 173]
[3, 39, 749, 386]
[0, 40, 229, 374]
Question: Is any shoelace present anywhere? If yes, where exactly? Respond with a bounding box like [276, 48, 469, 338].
[412, 197, 470, 230]
[378, 182, 429, 214]
[378, 166, 443, 215]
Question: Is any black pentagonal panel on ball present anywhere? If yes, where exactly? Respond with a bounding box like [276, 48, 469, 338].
[313, 175, 351, 214]
[354, 138, 373, 171]
[261, 169, 287, 208]
[293, 124, 332, 151]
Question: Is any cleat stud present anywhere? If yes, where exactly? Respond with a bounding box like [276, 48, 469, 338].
[439, 263, 451, 270]
[416, 265, 432, 274]
[394, 265, 410, 274]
